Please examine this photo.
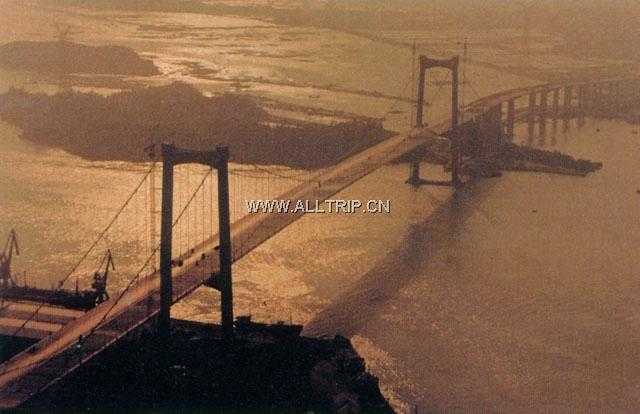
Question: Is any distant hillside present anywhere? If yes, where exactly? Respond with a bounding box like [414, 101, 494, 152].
[0, 40, 159, 76]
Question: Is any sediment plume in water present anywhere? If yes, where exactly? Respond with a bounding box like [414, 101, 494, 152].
[0, 83, 391, 168]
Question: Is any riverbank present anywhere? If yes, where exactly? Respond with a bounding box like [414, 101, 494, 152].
[24, 318, 393, 413]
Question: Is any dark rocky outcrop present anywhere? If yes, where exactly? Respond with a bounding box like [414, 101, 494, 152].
[0, 83, 391, 169]
[26, 319, 394, 413]
[395, 135, 602, 178]
[0, 40, 159, 76]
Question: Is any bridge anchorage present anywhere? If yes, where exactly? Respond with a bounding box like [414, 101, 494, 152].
[409, 55, 462, 189]
[157, 144, 233, 337]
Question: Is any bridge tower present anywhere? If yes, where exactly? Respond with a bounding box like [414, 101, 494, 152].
[414, 55, 461, 188]
[159, 144, 233, 337]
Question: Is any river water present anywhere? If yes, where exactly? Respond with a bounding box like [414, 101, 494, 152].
[1, 3, 640, 412]
[301, 118, 640, 412]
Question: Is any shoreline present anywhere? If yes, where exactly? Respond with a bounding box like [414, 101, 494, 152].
[24, 318, 394, 413]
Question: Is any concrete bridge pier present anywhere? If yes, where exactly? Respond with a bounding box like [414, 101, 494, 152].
[587, 84, 596, 115]
[474, 104, 504, 158]
[495, 102, 504, 144]
[527, 92, 537, 143]
[594, 84, 605, 115]
[629, 80, 640, 112]
[583, 84, 592, 115]
[563, 85, 573, 117]
[539, 89, 548, 140]
[616, 81, 627, 111]
[505, 99, 515, 141]
[562, 117, 570, 133]
[608, 82, 616, 110]
[577, 85, 587, 128]
[550, 88, 560, 142]
[589, 84, 597, 114]
[552, 89, 560, 119]
[488, 104, 504, 146]
[610, 81, 622, 112]
[563, 86, 573, 132]
[602, 82, 610, 112]
[628, 80, 638, 108]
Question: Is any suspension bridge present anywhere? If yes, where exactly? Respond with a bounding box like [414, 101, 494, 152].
[0, 54, 638, 408]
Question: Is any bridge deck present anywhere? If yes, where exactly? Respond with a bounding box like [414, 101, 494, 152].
[0, 129, 440, 408]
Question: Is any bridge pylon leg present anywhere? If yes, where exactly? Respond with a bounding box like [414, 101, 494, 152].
[159, 146, 175, 337]
[450, 57, 461, 189]
[216, 146, 234, 336]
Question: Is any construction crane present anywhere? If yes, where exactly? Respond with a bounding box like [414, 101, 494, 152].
[0, 230, 19, 289]
[91, 250, 114, 305]
[0, 244, 114, 311]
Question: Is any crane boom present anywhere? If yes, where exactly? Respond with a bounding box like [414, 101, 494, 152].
[0, 230, 19, 288]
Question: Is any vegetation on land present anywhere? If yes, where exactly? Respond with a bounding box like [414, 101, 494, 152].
[0, 83, 390, 168]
